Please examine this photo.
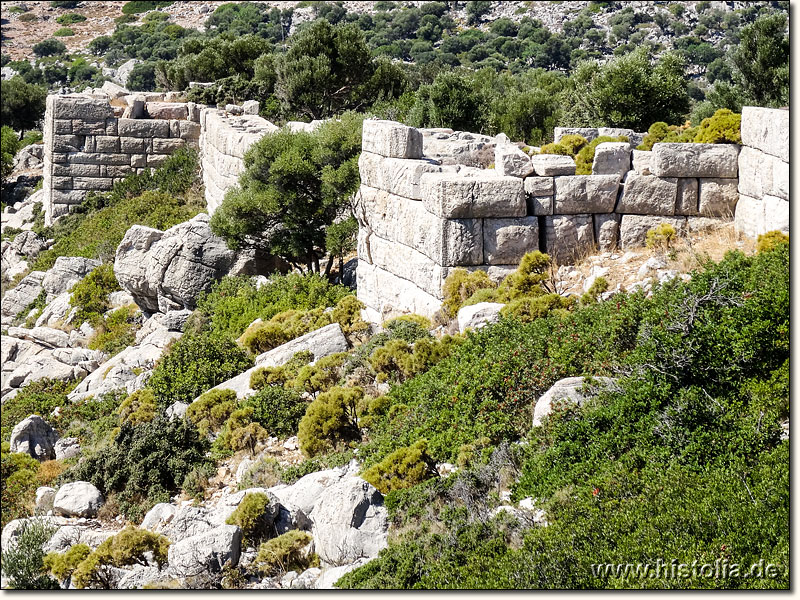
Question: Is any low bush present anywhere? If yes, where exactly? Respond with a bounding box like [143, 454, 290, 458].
[298, 387, 363, 457]
[181, 462, 215, 501]
[117, 389, 157, 427]
[44, 543, 91, 583]
[441, 269, 496, 318]
[756, 230, 789, 254]
[243, 386, 307, 439]
[1, 379, 75, 443]
[238, 457, 281, 490]
[89, 305, 142, 356]
[645, 222, 677, 250]
[1, 125, 19, 179]
[293, 352, 347, 396]
[227, 419, 268, 456]
[557, 134, 589, 156]
[56, 13, 87, 24]
[226, 492, 274, 545]
[255, 531, 316, 577]
[1, 442, 40, 527]
[122, 1, 174, 14]
[538, 142, 570, 156]
[0, 518, 59, 589]
[53, 27, 75, 36]
[363, 440, 437, 494]
[69, 263, 121, 325]
[693, 108, 741, 144]
[33, 39, 67, 57]
[186, 388, 238, 437]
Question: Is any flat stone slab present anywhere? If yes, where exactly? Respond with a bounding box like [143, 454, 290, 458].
[651, 143, 739, 178]
[420, 172, 525, 219]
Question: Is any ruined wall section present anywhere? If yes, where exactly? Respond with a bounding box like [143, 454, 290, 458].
[734, 107, 789, 237]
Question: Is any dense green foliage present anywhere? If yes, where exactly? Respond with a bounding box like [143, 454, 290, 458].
[225, 492, 274, 544]
[0, 519, 60, 589]
[254, 530, 316, 576]
[1, 125, 20, 179]
[0, 77, 47, 135]
[68, 264, 121, 325]
[1, 442, 42, 528]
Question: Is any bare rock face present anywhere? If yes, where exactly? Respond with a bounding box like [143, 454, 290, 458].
[52, 481, 105, 518]
[167, 525, 242, 577]
[9, 415, 59, 460]
[42, 257, 101, 302]
[114, 214, 237, 313]
[457, 302, 505, 333]
[54, 437, 81, 460]
[1, 271, 46, 322]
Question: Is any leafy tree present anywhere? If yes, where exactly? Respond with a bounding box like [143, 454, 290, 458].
[732, 14, 789, 107]
[33, 38, 67, 57]
[409, 70, 486, 132]
[126, 62, 157, 91]
[210, 113, 363, 273]
[0, 519, 60, 589]
[298, 386, 363, 457]
[1, 125, 20, 180]
[0, 77, 47, 137]
[466, 1, 492, 25]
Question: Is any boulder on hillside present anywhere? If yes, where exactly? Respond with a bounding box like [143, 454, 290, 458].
[532, 376, 619, 427]
[457, 302, 504, 333]
[167, 525, 242, 577]
[54, 437, 81, 460]
[35, 487, 57, 512]
[42, 256, 101, 301]
[256, 323, 349, 368]
[114, 214, 237, 313]
[1, 270, 46, 322]
[1, 231, 48, 279]
[9, 415, 59, 460]
[52, 481, 105, 518]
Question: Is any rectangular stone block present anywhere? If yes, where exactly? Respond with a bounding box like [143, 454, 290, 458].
[619, 215, 686, 249]
[54, 119, 72, 134]
[543, 214, 595, 265]
[524, 176, 554, 196]
[357, 185, 483, 266]
[357, 260, 442, 320]
[592, 142, 630, 178]
[358, 151, 447, 200]
[494, 144, 534, 177]
[51, 153, 68, 164]
[698, 178, 738, 217]
[146, 102, 189, 121]
[152, 138, 185, 154]
[734, 194, 764, 239]
[52, 96, 114, 120]
[741, 106, 789, 162]
[772, 159, 788, 201]
[72, 177, 114, 191]
[147, 154, 170, 168]
[554, 127, 598, 142]
[178, 120, 201, 140]
[52, 189, 87, 205]
[105, 118, 118, 136]
[68, 152, 130, 166]
[130, 154, 147, 168]
[83, 136, 96, 153]
[52, 163, 101, 177]
[362, 120, 423, 159]
[737, 146, 770, 199]
[72, 119, 107, 135]
[617, 171, 677, 215]
[53, 135, 84, 152]
[594, 213, 620, 252]
[651, 143, 740, 178]
[554, 175, 619, 214]
[120, 137, 147, 153]
[483, 217, 539, 265]
[763, 195, 788, 234]
[631, 150, 652, 175]
[420, 172, 525, 219]
[118, 118, 170, 138]
[95, 136, 120, 153]
[52, 176, 72, 190]
[106, 165, 133, 177]
[675, 178, 699, 216]
[531, 154, 576, 176]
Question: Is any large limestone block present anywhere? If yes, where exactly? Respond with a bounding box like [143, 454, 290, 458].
[741, 106, 789, 162]
[524, 176, 554, 196]
[632, 150, 652, 175]
[617, 171, 677, 215]
[591, 142, 630, 178]
[114, 225, 165, 313]
[356, 186, 482, 266]
[763, 195, 789, 234]
[733, 194, 764, 239]
[554, 127, 598, 142]
[772, 159, 789, 201]
[168, 525, 242, 576]
[362, 120, 422, 159]
[51, 95, 114, 121]
[146, 102, 188, 120]
[358, 152, 445, 200]
[543, 215, 595, 265]
[9, 415, 58, 460]
[494, 144, 534, 177]
[53, 481, 104, 517]
[532, 377, 618, 427]
[598, 127, 636, 140]
[269, 468, 347, 517]
[1, 271, 45, 318]
[619, 215, 686, 249]
[531, 154, 576, 176]
[356, 260, 442, 320]
[311, 477, 389, 567]
[651, 143, 740, 178]
[698, 178, 738, 217]
[594, 213, 620, 252]
[675, 178, 699, 216]
[420, 172, 525, 219]
[457, 302, 504, 333]
[553, 175, 619, 214]
[256, 323, 349, 368]
[117, 118, 170, 138]
[483, 217, 539, 264]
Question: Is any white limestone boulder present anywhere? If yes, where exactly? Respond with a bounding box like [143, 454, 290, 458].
[483, 217, 538, 264]
[42, 257, 101, 301]
[698, 178, 739, 217]
[494, 144, 534, 177]
[54, 437, 81, 460]
[53, 481, 104, 518]
[1, 271, 45, 320]
[167, 524, 242, 576]
[9, 415, 58, 460]
[256, 322, 349, 368]
[457, 302, 505, 333]
[618, 215, 686, 249]
[532, 376, 618, 427]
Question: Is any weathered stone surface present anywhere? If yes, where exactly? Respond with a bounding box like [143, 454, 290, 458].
[53, 481, 104, 517]
[420, 172, 525, 218]
[543, 215, 594, 265]
[1, 232, 47, 278]
[591, 142, 630, 178]
[168, 525, 242, 576]
[598, 127, 637, 140]
[524, 176, 554, 197]
[358, 152, 446, 200]
[494, 144, 534, 177]
[36, 487, 56, 512]
[651, 143, 739, 178]
[698, 178, 738, 217]
[356, 186, 482, 266]
[9, 415, 58, 460]
[457, 302, 504, 333]
[311, 477, 389, 567]
[733, 194, 764, 239]
[115, 214, 236, 313]
[269, 469, 347, 518]
[362, 120, 422, 159]
[315, 559, 372, 589]
[42, 256, 101, 300]
[740, 106, 789, 162]
[1, 271, 45, 318]
[152, 138, 185, 154]
[553, 175, 619, 214]
[554, 127, 597, 142]
[771, 158, 789, 201]
[531, 154, 576, 176]
[52, 96, 114, 121]
[166, 401, 189, 420]
[675, 178, 699, 216]
[357, 260, 442, 321]
[256, 323, 349, 368]
[617, 172, 677, 215]
[117, 118, 170, 138]
[146, 102, 188, 120]
[619, 215, 686, 249]
[140, 503, 179, 533]
[594, 213, 620, 252]
[631, 150, 652, 175]
[483, 217, 539, 264]
[763, 195, 789, 234]
[54, 437, 81, 460]
[532, 376, 618, 427]
[100, 80, 129, 98]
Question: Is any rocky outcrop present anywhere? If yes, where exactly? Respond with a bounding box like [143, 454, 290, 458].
[457, 302, 504, 333]
[52, 481, 105, 518]
[114, 214, 237, 313]
[42, 257, 101, 302]
[1, 271, 46, 324]
[532, 376, 618, 427]
[167, 525, 242, 577]
[54, 437, 81, 460]
[1, 231, 48, 280]
[9, 415, 59, 460]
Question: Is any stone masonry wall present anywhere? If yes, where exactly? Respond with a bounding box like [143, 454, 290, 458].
[356, 119, 742, 321]
[734, 106, 789, 238]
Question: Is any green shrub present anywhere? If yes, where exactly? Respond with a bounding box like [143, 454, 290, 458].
[250, 351, 314, 390]
[756, 230, 789, 254]
[181, 463, 215, 501]
[538, 142, 570, 156]
[56, 13, 87, 24]
[69, 263, 121, 325]
[645, 222, 677, 250]
[363, 440, 437, 494]
[117, 389, 157, 427]
[238, 457, 281, 490]
[298, 387, 363, 457]
[574, 135, 627, 175]
[255, 531, 316, 576]
[1, 442, 41, 528]
[501, 293, 574, 322]
[0, 518, 59, 589]
[557, 134, 589, 156]
[186, 388, 238, 437]
[89, 305, 142, 356]
[1, 379, 75, 443]
[579, 276, 610, 306]
[121, 1, 173, 14]
[441, 269, 496, 318]
[496, 251, 554, 301]
[293, 352, 347, 396]
[1, 125, 20, 179]
[18, 13, 37, 22]
[636, 121, 669, 151]
[243, 386, 308, 438]
[147, 332, 253, 406]
[693, 108, 741, 144]
[53, 27, 75, 36]
[228, 421, 269, 457]
[44, 543, 91, 582]
[226, 492, 274, 545]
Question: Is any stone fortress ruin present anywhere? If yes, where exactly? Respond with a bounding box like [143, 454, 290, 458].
[38, 87, 789, 321]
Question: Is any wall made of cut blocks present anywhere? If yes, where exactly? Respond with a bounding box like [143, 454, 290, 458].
[357, 119, 742, 321]
[734, 107, 789, 238]
[42, 94, 201, 225]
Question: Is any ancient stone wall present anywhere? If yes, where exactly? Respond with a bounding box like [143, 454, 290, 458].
[734, 106, 789, 238]
[356, 119, 742, 321]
